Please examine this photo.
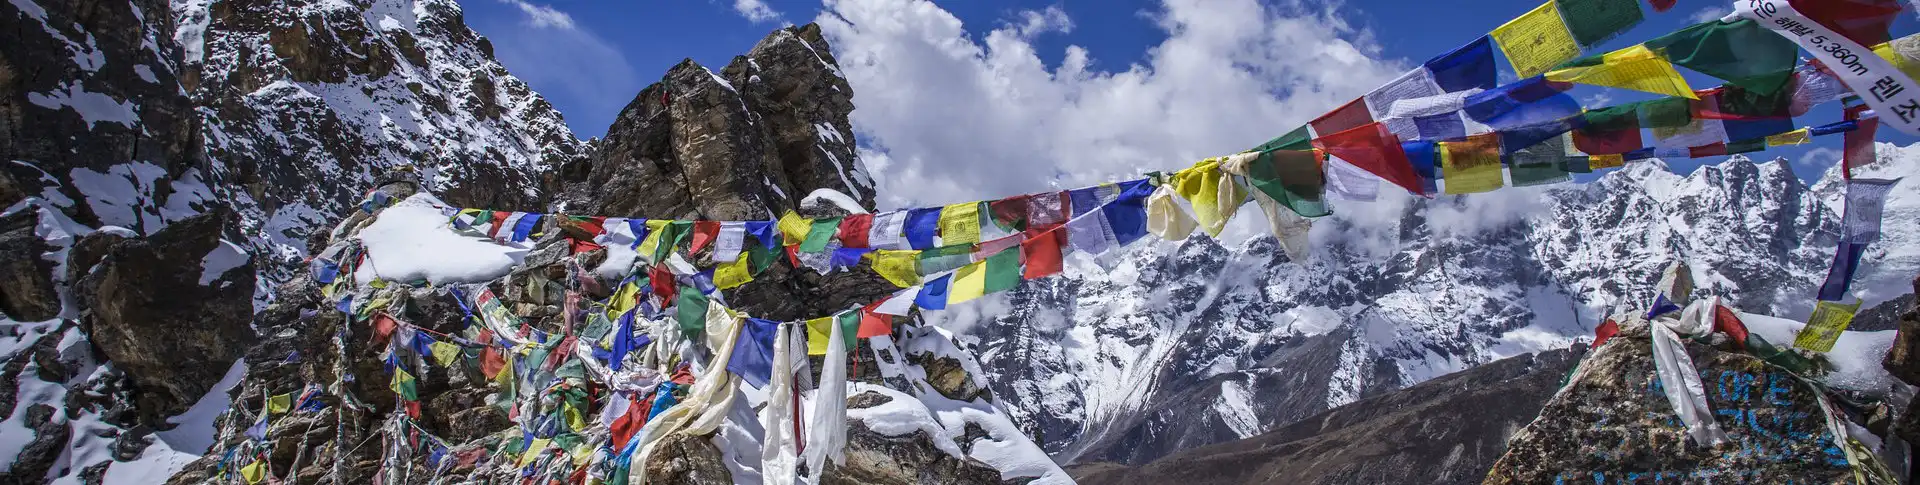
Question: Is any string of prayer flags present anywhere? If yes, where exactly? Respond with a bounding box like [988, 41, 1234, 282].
[1575, 104, 1644, 154]
[1491, 1, 1582, 78]
[939, 202, 983, 246]
[1644, 19, 1800, 96]
[1555, 0, 1643, 48]
[1794, 299, 1864, 352]
[1314, 122, 1428, 196]
[1441, 134, 1505, 194]
[1545, 45, 1696, 98]
[1237, 150, 1330, 218]
[1426, 36, 1499, 92]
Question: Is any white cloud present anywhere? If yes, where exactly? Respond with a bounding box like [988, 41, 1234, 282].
[498, 0, 576, 30]
[817, 0, 1407, 210]
[735, 0, 786, 24]
[1795, 146, 1843, 175]
[1687, 5, 1732, 24]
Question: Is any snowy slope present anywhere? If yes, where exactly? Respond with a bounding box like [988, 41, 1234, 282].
[963, 149, 1920, 466]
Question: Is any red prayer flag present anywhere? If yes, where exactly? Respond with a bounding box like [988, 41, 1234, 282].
[487, 211, 512, 239]
[689, 221, 721, 253]
[1312, 122, 1427, 196]
[1844, 106, 1878, 179]
[837, 214, 874, 248]
[1688, 143, 1728, 158]
[372, 313, 397, 345]
[1311, 98, 1374, 138]
[1790, 0, 1903, 46]
[1712, 304, 1751, 350]
[857, 303, 892, 338]
[1593, 319, 1620, 347]
[1647, 0, 1676, 12]
[1574, 127, 1641, 155]
[1021, 228, 1065, 279]
[480, 346, 506, 380]
[613, 395, 648, 450]
[988, 195, 1030, 231]
[650, 265, 676, 304]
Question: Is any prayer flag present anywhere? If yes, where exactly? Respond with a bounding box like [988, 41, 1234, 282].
[713, 257, 753, 290]
[1065, 208, 1116, 256]
[917, 274, 952, 310]
[1313, 122, 1427, 196]
[869, 211, 909, 250]
[1556, 0, 1642, 48]
[1593, 319, 1620, 347]
[837, 214, 873, 248]
[268, 393, 292, 414]
[1790, 0, 1903, 46]
[1251, 125, 1314, 153]
[1105, 180, 1155, 245]
[1645, 19, 1800, 95]
[1403, 141, 1440, 194]
[1726, 139, 1767, 155]
[1589, 153, 1626, 169]
[975, 234, 1023, 260]
[627, 219, 650, 249]
[1465, 77, 1581, 130]
[1645, 293, 1682, 319]
[1312, 98, 1374, 138]
[949, 260, 989, 305]
[519, 439, 550, 468]
[1794, 298, 1863, 352]
[1491, 1, 1582, 78]
[988, 196, 1030, 233]
[715, 222, 747, 262]
[778, 211, 810, 247]
[805, 313, 858, 355]
[1509, 126, 1573, 186]
[1694, 85, 1791, 120]
[799, 217, 842, 253]
[938, 202, 983, 246]
[391, 368, 418, 401]
[1425, 36, 1498, 92]
[1069, 183, 1120, 218]
[1027, 191, 1069, 234]
[875, 288, 919, 316]
[689, 221, 720, 254]
[1365, 68, 1444, 120]
[1172, 161, 1227, 236]
[905, 208, 942, 249]
[1545, 45, 1694, 98]
[636, 220, 669, 260]
[510, 214, 542, 242]
[1022, 228, 1065, 279]
[1242, 150, 1329, 218]
[745, 221, 779, 250]
[676, 288, 708, 338]
[1648, 0, 1675, 12]
[1766, 128, 1811, 147]
[1689, 143, 1729, 158]
[1816, 242, 1869, 301]
[728, 318, 779, 388]
[1636, 96, 1692, 128]
[1651, 113, 1728, 149]
[430, 341, 461, 367]
[1441, 134, 1504, 194]
[870, 250, 920, 288]
[1712, 304, 1752, 350]
[240, 461, 266, 484]
[858, 306, 893, 338]
[1843, 178, 1901, 244]
[1844, 115, 1879, 178]
[1874, 39, 1920, 81]
[1575, 105, 1643, 154]
[1323, 156, 1381, 201]
[917, 244, 973, 275]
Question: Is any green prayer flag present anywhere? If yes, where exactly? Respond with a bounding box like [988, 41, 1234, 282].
[983, 247, 1022, 294]
[1636, 97, 1692, 129]
[917, 244, 975, 276]
[657, 221, 692, 262]
[1509, 133, 1573, 187]
[799, 217, 842, 253]
[1710, 84, 1793, 118]
[1243, 150, 1331, 218]
[676, 287, 708, 338]
[833, 311, 860, 349]
[1556, 0, 1643, 48]
[1583, 104, 1640, 131]
[391, 369, 418, 401]
[1250, 125, 1313, 153]
[1562, 156, 1594, 174]
[1645, 19, 1799, 95]
[746, 243, 776, 274]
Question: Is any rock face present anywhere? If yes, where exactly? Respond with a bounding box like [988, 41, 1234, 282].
[964, 148, 1920, 467]
[75, 208, 257, 423]
[1484, 319, 1884, 483]
[1068, 346, 1585, 485]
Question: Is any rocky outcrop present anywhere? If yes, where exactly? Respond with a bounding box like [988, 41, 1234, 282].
[74, 208, 256, 423]
[1483, 318, 1889, 483]
[0, 210, 60, 321]
[1069, 345, 1585, 485]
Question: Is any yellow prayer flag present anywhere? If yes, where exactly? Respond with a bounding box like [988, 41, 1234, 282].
[805, 317, 834, 355]
[608, 280, 641, 319]
[240, 461, 266, 484]
[267, 393, 292, 414]
[565, 404, 587, 432]
[938, 202, 982, 246]
[1767, 128, 1811, 147]
[948, 260, 988, 305]
[1588, 154, 1626, 169]
[869, 250, 921, 288]
[1173, 160, 1225, 237]
[1794, 299, 1863, 353]
[519, 438, 551, 468]
[430, 341, 461, 367]
[1492, 1, 1582, 78]
[1873, 40, 1920, 81]
[1544, 45, 1697, 99]
[713, 257, 754, 290]
[1441, 135, 1505, 194]
[637, 219, 670, 259]
[778, 211, 810, 246]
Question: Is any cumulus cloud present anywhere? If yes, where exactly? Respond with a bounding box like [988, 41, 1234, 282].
[1687, 5, 1733, 24]
[816, 0, 1407, 210]
[734, 0, 786, 24]
[482, 0, 639, 136]
[1794, 146, 1843, 175]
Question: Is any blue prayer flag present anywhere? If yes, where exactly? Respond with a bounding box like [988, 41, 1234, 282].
[1817, 242, 1869, 301]
[904, 208, 942, 249]
[628, 219, 650, 249]
[1645, 293, 1683, 319]
[1426, 36, 1497, 92]
[1402, 140, 1440, 193]
[1104, 179, 1154, 245]
[917, 274, 952, 310]
[744, 221, 778, 250]
[726, 319, 780, 388]
[511, 214, 543, 242]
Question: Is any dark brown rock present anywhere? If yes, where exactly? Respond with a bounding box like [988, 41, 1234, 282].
[643, 432, 735, 484]
[75, 208, 257, 423]
[0, 212, 59, 321]
[1879, 276, 1920, 385]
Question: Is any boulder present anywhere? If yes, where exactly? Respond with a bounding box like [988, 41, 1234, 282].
[1483, 319, 1891, 483]
[74, 208, 257, 423]
[0, 211, 59, 321]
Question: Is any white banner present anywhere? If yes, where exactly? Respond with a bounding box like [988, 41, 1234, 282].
[1733, 0, 1920, 134]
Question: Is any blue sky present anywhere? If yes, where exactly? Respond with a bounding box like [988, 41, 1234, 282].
[462, 0, 1916, 208]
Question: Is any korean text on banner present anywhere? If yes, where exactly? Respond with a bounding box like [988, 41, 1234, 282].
[1735, 0, 1920, 134]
